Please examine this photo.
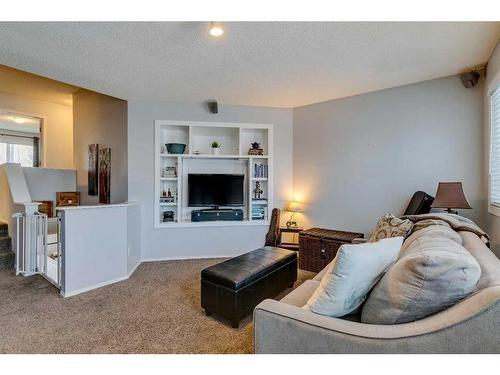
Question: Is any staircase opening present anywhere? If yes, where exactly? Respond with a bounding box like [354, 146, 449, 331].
[0, 221, 14, 270]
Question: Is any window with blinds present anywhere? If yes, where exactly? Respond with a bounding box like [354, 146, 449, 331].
[490, 88, 500, 208]
[0, 134, 39, 167]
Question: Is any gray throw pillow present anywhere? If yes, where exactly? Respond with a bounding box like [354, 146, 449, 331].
[361, 226, 481, 325]
[369, 213, 414, 242]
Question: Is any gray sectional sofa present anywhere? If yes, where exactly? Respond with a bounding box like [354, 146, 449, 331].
[254, 231, 500, 353]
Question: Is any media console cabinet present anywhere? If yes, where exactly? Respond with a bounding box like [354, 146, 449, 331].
[154, 120, 273, 228]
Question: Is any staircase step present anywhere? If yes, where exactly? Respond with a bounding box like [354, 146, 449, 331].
[0, 236, 11, 252]
[0, 222, 7, 237]
[0, 250, 14, 271]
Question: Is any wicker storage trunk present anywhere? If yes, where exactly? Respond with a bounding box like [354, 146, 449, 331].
[299, 228, 364, 272]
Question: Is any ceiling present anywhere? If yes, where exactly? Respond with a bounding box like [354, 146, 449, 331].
[0, 22, 498, 108]
[0, 64, 79, 106]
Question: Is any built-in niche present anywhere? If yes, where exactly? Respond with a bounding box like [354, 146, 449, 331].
[154, 120, 273, 228]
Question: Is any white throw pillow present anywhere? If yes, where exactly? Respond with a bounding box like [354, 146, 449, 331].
[303, 237, 404, 317]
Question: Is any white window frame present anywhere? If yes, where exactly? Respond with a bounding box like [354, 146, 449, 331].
[488, 82, 500, 217]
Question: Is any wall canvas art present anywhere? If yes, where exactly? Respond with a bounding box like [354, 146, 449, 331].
[99, 148, 111, 204]
[88, 144, 99, 196]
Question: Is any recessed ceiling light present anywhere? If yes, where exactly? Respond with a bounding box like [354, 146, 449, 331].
[209, 22, 223, 37]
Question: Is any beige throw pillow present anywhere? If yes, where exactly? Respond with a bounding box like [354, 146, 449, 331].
[361, 225, 481, 325]
[369, 213, 414, 242]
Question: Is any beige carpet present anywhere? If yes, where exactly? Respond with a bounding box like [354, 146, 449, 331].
[0, 258, 314, 353]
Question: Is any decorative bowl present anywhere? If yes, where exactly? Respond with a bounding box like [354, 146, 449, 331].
[165, 143, 186, 154]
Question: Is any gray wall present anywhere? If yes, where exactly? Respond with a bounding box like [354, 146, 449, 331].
[486, 41, 500, 258]
[128, 102, 293, 259]
[73, 89, 128, 205]
[293, 75, 485, 236]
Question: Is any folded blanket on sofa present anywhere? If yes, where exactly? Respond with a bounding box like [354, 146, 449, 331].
[401, 213, 489, 246]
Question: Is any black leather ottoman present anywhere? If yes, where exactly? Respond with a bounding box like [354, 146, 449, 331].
[201, 246, 298, 328]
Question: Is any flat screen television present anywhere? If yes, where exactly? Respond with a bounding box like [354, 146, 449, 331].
[188, 174, 244, 207]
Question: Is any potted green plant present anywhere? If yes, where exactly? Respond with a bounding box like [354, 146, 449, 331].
[211, 141, 221, 155]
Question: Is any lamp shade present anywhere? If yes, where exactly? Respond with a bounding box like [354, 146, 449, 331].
[430, 182, 472, 209]
[287, 201, 303, 212]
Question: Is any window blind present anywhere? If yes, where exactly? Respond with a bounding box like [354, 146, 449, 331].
[0, 133, 36, 146]
[490, 88, 500, 207]
[0, 133, 39, 167]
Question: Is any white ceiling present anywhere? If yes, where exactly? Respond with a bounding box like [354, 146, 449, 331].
[0, 22, 498, 108]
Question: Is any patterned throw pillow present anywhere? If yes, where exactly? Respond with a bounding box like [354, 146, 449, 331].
[369, 213, 414, 242]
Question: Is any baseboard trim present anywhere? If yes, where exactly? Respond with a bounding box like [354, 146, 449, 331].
[127, 260, 141, 277]
[141, 254, 238, 262]
[60, 255, 239, 297]
[61, 275, 129, 298]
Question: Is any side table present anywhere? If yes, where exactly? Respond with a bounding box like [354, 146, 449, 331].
[299, 228, 364, 272]
[278, 227, 303, 251]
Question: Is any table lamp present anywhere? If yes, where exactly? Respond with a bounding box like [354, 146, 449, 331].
[430, 182, 472, 215]
[286, 201, 303, 228]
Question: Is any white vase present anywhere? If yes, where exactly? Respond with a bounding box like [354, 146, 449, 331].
[212, 147, 220, 155]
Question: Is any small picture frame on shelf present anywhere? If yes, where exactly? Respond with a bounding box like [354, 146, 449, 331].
[162, 165, 177, 177]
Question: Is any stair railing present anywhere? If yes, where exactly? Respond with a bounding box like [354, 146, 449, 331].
[13, 212, 47, 276]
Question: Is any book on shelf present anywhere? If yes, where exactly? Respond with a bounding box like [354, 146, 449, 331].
[160, 196, 175, 204]
[251, 206, 267, 220]
[253, 163, 268, 178]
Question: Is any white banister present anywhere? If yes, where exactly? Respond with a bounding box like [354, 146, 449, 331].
[3, 163, 31, 204]
[13, 212, 47, 277]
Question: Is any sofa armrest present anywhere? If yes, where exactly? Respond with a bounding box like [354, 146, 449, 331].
[254, 286, 500, 353]
[352, 238, 368, 244]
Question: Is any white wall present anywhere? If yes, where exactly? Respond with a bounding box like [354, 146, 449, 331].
[485, 41, 500, 258]
[128, 102, 293, 259]
[73, 89, 128, 205]
[0, 91, 73, 169]
[293, 75, 485, 236]
[23, 167, 76, 206]
[127, 203, 142, 275]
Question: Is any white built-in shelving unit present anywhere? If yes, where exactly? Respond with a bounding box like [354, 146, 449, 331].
[154, 120, 273, 228]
